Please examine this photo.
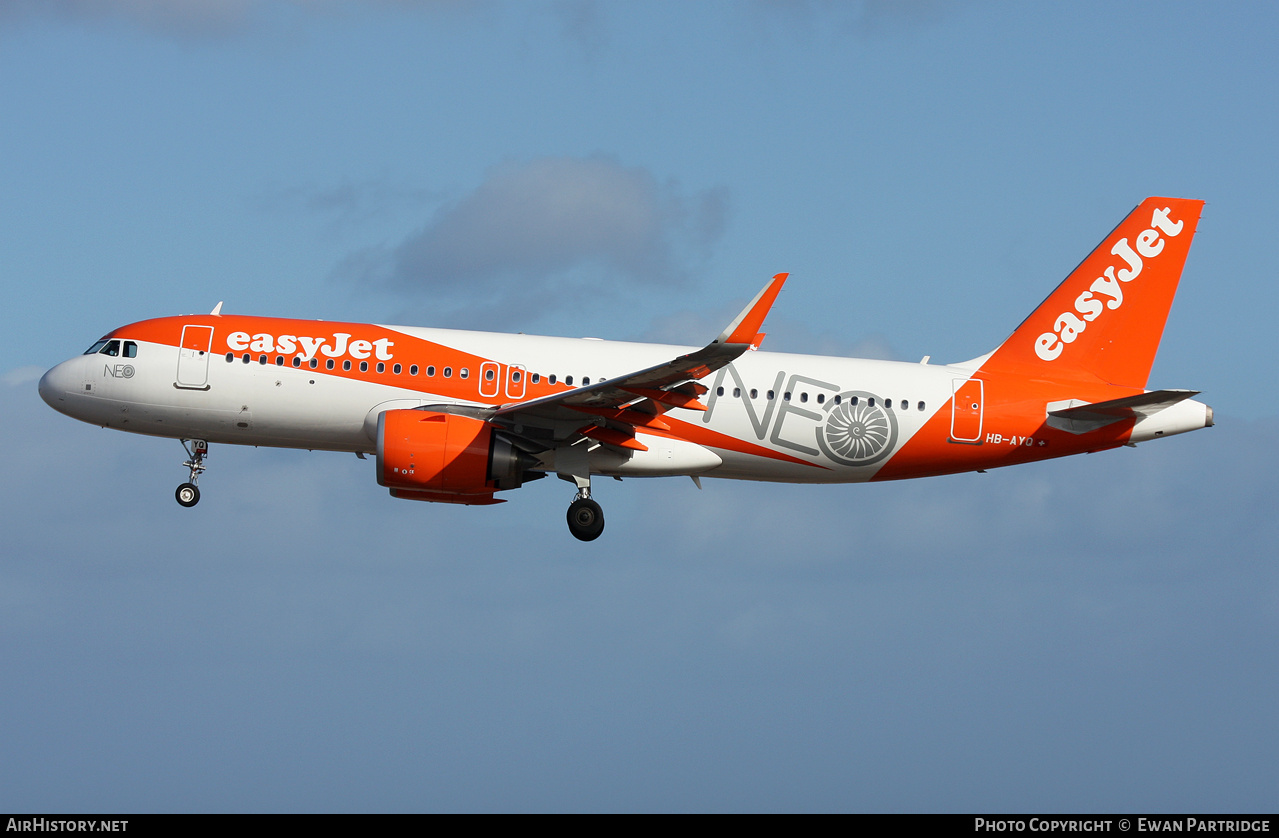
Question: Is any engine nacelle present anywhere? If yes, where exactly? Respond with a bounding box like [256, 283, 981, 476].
[376, 409, 541, 503]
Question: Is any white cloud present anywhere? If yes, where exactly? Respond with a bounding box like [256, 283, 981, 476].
[338, 156, 729, 328]
[388, 156, 724, 289]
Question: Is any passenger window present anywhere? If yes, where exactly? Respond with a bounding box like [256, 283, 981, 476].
[292, 357, 301, 368]
[817, 393, 825, 404]
[393, 363, 402, 374]
[243, 354, 251, 364]
[410, 365, 418, 376]
[326, 359, 334, 370]
[850, 396, 859, 405]
[918, 401, 926, 411]
[800, 392, 808, 403]
[868, 397, 875, 406]
[716, 386, 724, 396]
[834, 395, 842, 405]
[531, 373, 540, 384]
[459, 368, 468, 379]
[565, 376, 573, 386]
[886, 399, 892, 409]
[783, 392, 791, 401]
[549, 374, 557, 385]
[377, 362, 386, 373]
[275, 356, 284, 366]
[582, 377, 590, 385]
[750, 389, 757, 399]
[443, 367, 452, 378]
[123, 342, 138, 358]
[767, 390, 775, 400]
[485, 368, 495, 381]
[308, 358, 318, 369]
[343, 360, 351, 371]
[427, 365, 436, 377]
[733, 388, 741, 398]
[260, 355, 268, 365]
[360, 361, 368, 372]
[226, 353, 234, 362]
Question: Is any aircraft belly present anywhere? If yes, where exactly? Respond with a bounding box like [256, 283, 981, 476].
[590, 435, 722, 477]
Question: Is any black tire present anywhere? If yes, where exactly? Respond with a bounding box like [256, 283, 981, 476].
[176, 483, 200, 508]
[566, 498, 605, 542]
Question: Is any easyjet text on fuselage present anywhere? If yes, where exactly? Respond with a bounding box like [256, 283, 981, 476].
[225, 331, 395, 363]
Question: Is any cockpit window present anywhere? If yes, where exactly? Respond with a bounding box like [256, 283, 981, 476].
[84, 340, 109, 355]
[123, 341, 138, 358]
[99, 340, 121, 357]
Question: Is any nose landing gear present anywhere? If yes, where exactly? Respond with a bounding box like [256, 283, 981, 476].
[176, 439, 207, 508]
[565, 478, 604, 542]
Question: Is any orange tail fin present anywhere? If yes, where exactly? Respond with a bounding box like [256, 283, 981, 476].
[984, 197, 1204, 388]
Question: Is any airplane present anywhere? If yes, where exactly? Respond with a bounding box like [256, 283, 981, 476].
[39, 197, 1213, 541]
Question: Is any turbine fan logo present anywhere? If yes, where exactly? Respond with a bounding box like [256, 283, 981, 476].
[817, 391, 897, 466]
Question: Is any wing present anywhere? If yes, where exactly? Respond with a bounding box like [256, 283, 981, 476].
[432, 273, 787, 453]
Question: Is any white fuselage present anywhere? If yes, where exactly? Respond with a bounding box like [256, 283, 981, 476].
[40, 325, 977, 484]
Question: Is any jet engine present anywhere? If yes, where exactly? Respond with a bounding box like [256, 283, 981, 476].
[376, 409, 541, 504]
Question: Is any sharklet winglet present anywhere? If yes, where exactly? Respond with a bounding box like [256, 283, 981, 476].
[715, 273, 787, 348]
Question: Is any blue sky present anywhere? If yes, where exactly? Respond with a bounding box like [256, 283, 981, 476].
[1, 1, 1276, 812]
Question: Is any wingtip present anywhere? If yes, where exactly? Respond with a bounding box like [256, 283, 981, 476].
[719, 273, 788, 347]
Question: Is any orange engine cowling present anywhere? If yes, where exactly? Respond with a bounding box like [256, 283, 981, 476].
[376, 409, 541, 505]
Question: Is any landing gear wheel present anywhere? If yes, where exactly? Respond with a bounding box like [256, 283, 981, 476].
[567, 497, 604, 542]
[176, 482, 200, 508]
[177, 439, 207, 508]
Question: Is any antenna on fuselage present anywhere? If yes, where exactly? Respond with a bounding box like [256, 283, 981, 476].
[210, 302, 224, 316]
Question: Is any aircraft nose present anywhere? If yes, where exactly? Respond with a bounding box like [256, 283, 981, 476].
[38, 360, 75, 409]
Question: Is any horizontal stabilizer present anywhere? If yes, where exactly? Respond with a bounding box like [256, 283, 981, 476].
[1046, 389, 1200, 434]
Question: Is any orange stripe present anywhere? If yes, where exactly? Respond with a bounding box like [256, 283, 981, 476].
[873, 378, 1140, 481]
[661, 416, 825, 468]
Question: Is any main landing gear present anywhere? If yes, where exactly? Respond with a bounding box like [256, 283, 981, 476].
[175, 439, 207, 508]
[566, 477, 604, 542]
